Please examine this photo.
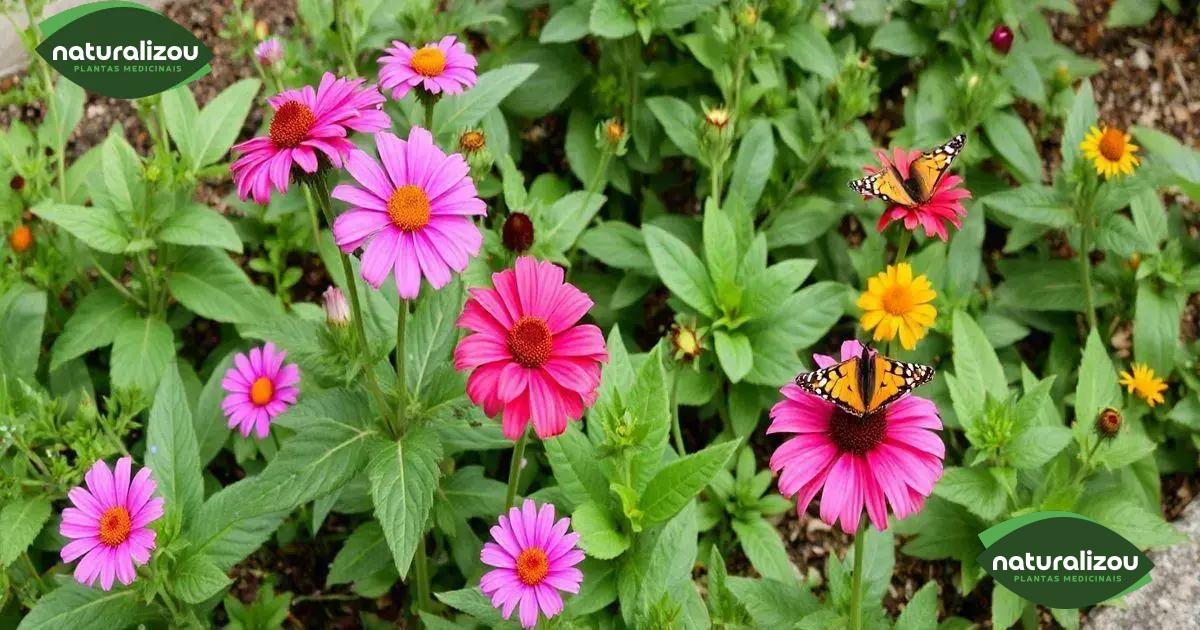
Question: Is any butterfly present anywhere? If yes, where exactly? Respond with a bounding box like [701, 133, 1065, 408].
[794, 344, 934, 417]
[848, 133, 966, 208]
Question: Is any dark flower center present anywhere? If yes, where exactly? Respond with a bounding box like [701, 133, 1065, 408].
[507, 316, 552, 368]
[828, 408, 887, 455]
[269, 100, 315, 149]
[1099, 128, 1126, 161]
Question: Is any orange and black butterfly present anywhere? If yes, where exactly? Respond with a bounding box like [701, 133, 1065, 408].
[848, 133, 966, 208]
[794, 344, 933, 417]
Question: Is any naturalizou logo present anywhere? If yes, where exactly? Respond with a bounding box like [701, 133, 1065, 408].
[977, 511, 1153, 609]
[35, 0, 212, 99]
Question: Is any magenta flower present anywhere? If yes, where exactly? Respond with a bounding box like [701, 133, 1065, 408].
[220, 342, 300, 439]
[59, 457, 163, 590]
[331, 127, 485, 298]
[378, 35, 478, 101]
[230, 72, 389, 204]
[768, 340, 944, 534]
[454, 257, 608, 440]
[480, 500, 584, 628]
[867, 148, 971, 241]
[322, 286, 350, 326]
[254, 37, 283, 66]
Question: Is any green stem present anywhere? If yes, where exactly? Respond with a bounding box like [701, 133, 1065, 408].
[309, 175, 392, 421]
[87, 253, 145, 308]
[1021, 600, 1039, 630]
[1077, 224, 1098, 332]
[301, 186, 322, 250]
[332, 0, 357, 77]
[710, 161, 723, 206]
[423, 97, 436, 133]
[413, 536, 430, 614]
[22, 551, 45, 592]
[670, 369, 685, 455]
[395, 299, 409, 434]
[849, 517, 867, 630]
[893, 229, 912, 265]
[1071, 437, 1105, 486]
[504, 429, 530, 510]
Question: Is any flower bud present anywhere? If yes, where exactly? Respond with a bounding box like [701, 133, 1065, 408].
[669, 321, 704, 363]
[990, 25, 1014, 55]
[10, 175, 24, 191]
[738, 5, 758, 28]
[9, 224, 32, 253]
[596, 118, 628, 155]
[254, 20, 270, 41]
[322, 286, 350, 326]
[704, 106, 731, 132]
[255, 37, 284, 67]
[1096, 407, 1121, 438]
[502, 212, 535, 253]
[458, 129, 493, 178]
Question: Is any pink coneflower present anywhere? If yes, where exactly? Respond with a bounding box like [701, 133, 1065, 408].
[768, 340, 944, 534]
[865, 148, 971, 241]
[480, 500, 584, 628]
[454, 257, 608, 440]
[230, 72, 389, 204]
[59, 457, 163, 590]
[254, 37, 283, 66]
[378, 35, 478, 100]
[331, 127, 485, 298]
[220, 342, 300, 439]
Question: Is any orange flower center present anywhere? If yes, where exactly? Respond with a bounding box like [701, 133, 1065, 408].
[507, 316, 552, 368]
[387, 185, 432, 232]
[459, 130, 486, 152]
[1098, 128, 1126, 161]
[98, 506, 132, 547]
[10, 225, 32, 253]
[881, 285, 915, 316]
[410, 47, 447, 77]
[828, 408, 887, 455]
[269, 100, 315, 149]
[250, 376, 274, 406]
[515, 547, 549, 586]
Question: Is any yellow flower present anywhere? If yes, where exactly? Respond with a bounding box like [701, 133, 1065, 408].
[857, 262, 937, 350]
[1080, 125, 1140, 179]
[1118, 363, 1167, 407]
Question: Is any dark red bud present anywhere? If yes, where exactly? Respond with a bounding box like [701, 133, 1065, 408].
[10, 175, 24, 191]
[502, 212, 535, 253]
[990, 25, 1014, 54]
[1096, 407, 1121, 437]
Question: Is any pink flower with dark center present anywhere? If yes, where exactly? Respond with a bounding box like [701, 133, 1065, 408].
[768, 340, 944, 534]
[220, 342, 301, 439]
[230, 72, 389, 204]
[378, 35, 478, 100]
[454, 257, 608, 440]
[331, 127, 485, 298]
[867, 147, 971, 241]
[480, 500, 584, 628]
[59, 457, 163, 590]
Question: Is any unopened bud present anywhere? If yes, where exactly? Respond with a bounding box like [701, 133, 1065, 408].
[9, 224, 32, 253]
[502, 212, 535, 253]
[10, 175, 24, 191]
[322, 286, 350, 326]
[669, 322, 704, 362]
[458, 129, 493, 177]
[1096, 407, 1121, 438]
[254, 20, 270, 41]
[989, 24, 1014, 55]
[255, 37, 284, 67]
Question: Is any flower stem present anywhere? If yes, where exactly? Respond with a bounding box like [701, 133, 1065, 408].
[670, 369, 685, 455]
[893, 229, 912, 265]
[308, 175, 391, 423]
[849, 517, 867, 630]
[413, 535, 430, 614]
[423, 97, 436, 133]
[395, 299, 409, 434]
[1077, 225, 1098, 332]
[504, 428, 529, 510]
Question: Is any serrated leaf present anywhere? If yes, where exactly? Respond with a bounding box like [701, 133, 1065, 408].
[328, 520, 392, 586]
[158, 204, 242, 252]
[145, 364, 204, 531]
[572, 501, 630, 559]
[0, 497, 52, 567]
[173, 553, 232, 604]
[368, 428, 442, 578]
[640, 440, 739, 524]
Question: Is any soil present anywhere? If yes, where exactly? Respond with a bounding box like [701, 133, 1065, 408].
[2, 0, 1198, 627]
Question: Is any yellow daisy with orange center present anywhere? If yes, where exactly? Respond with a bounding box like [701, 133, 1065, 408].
[1080, 125, 1139, 179]
[1118, 362, 1167, 407]
[857, 262, 937, 350]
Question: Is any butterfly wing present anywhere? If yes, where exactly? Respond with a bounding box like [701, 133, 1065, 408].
[865, 354, 935, 414]
[795, 357, 867, 416]
[909, 133, 966, 203]
[848, 164, 918, 208]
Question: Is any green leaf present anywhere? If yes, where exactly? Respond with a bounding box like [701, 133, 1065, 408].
[991, 583, 1026, 630]
[168, 247, 277, 324]
[17, 582, 155, 630]
[731, 516, 793, 582]
[590, 0, 636, 38]
[436, 588, 513, 627]
[441, 466, 506, 520]
[328, 520, 392, 586]
[540, 3, 591, 43]
[109, 316, 175, 395]
[161, 85, 199, 167]
[249, 417, 375, 512]
[781, 24, 836, 80]
[1075, 330, 1120, 428]
[1062, 80, 1097, 173]
[869, 19, 930, 57]
[727, 576, 820, 628]
[0, 497, 51, 567]
[640, 440, 739, 524]
[645, 96, 700, 158]
[994, 259, 1111, 311]
[192, 79, 261, 167]
[433, 64, 538, 131]
[643, 224, 717, 318]
[544, 423, 609, 507]
[50, 288, 136, 371]
[146, 364, 204, 532]
[894, 581, 939, 630]
[32, 203, 129, 253]
[537, 191, 606, 255]
[173, 553, 232, 604]
[1008, 426, 1072, 469]
[627, 346, 673, 492]
[1093, 432, 1156, 470]
[578, 221, 655, 275]
[194, 351, 236, 465]
[158, 203, 242, 252]
[405, 278, 465, 398]
[368, 428, 443, 578]
[572, 501, 630, 559]
[713, 330, 753, 383]
[982, 110, 1043, 184]
[726, 120, 775, 214]
[1134, 285, 1182, 378]
[43, 78, 85, 152]
[1107, 0, 1160, 27]
[981, 186, 1073, 228]
[0, 286, 47, 383]
[1079, 496, 1186, 549]
[933, 466, 1009, 520]
[1133, 126, 1200, 184]
[90, 133, 144, 217]
[1129, 187, 1168, 247]
[703, 200, 741, 308]
[765, 196, 845, 248]
[950, 310, 1007, 423]
[185, 484, 289, 571]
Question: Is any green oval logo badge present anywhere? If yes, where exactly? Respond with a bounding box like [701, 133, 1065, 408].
[977, 511, 1153, 609]
[35, 0, 213, 99]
